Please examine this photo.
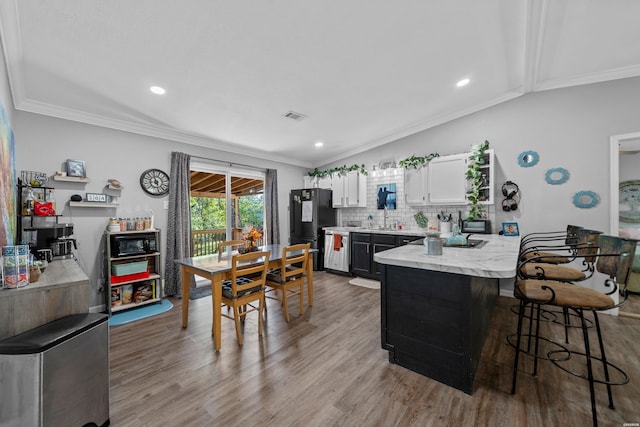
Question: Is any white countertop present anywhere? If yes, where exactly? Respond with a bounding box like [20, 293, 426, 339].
[323, 226, 427, 236]
[373, 234, 521, 279]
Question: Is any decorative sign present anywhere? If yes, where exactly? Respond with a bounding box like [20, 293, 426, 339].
[86, 193, 108, 203]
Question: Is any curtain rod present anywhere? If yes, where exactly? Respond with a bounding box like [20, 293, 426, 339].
[190, 155, 267, 172]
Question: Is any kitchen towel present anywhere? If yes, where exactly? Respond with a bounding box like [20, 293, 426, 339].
[333, 233, 342, 251]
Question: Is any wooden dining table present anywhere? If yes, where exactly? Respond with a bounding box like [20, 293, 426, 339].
[174, 244, 316, 350]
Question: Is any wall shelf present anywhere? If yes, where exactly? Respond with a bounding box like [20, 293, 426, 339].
[53, 176, 90, 183]
[69, 201, 118, 208]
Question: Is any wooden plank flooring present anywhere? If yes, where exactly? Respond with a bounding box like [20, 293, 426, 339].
[109, 272, 640, 426]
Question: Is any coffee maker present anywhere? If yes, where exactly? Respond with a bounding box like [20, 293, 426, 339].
[24, 223, 77, 260]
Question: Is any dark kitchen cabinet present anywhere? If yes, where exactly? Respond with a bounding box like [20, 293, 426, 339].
[350, 233, 372, 277]
[350, 232, 422, 279]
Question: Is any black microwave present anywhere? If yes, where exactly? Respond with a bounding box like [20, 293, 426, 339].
[111, 233, 157, 257]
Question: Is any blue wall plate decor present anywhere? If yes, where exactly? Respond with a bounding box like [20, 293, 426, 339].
[545, 167, 569, 185]
[573, 191, 599, 209]
[518, 150, 539, 167]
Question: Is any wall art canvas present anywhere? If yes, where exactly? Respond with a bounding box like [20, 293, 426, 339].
[0, 103, 16, 247]
[377, 183, 396, 210]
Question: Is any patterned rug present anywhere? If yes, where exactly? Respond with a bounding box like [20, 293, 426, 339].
[189, 286, 212, 300]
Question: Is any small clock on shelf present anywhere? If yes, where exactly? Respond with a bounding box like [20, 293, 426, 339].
[140, 169, 170, 196]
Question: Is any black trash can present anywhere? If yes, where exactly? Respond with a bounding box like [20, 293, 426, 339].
[0, 313, 110, 427]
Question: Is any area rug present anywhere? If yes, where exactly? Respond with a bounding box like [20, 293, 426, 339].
[109, 299, 173, 326]
[348, 277, 381, 289]
[189, 286, 212, 300]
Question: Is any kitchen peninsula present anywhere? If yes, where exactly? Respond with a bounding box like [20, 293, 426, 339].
[374, 234, 520, 394]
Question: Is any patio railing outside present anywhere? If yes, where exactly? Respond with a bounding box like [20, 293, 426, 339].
[191, 228, 264, 256]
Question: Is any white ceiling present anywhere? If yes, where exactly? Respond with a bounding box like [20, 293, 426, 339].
[2, 0, 640, 168]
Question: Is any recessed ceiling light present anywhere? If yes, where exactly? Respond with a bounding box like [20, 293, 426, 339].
[150, 86, 166, 95]
[315, 142, 324, 148]
[456, 78, 470, 88]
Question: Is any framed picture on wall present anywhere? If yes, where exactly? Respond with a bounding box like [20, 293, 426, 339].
[502, 222, 520, 236]
[66, 159, 86, 178]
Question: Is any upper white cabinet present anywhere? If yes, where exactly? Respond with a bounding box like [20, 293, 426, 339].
[404, 165, 428, 205]
[318, 175, 332, 190]
[303, 175, 316, 188]
[332, 171, 367, 208]
[427, 153, 469, 204]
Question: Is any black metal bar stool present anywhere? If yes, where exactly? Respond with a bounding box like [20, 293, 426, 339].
[510, 234, 637, 427]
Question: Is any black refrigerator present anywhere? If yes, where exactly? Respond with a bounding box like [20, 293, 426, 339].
[290, 188, 337, 271]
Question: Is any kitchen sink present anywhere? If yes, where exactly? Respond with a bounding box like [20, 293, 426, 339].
[443, 239, 487, 249]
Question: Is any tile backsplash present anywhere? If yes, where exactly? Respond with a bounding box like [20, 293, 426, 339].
[337, 170, 495, 231]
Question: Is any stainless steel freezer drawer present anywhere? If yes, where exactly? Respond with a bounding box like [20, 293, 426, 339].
[0, 313, 110, 427]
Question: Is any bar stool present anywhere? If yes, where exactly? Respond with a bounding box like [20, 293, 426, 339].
[510, 234, 637, 427]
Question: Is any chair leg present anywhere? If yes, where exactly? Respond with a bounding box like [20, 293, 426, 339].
[258, 295, 264, 337]
[592, 311, 615, 410]
[233, 303, 243, 346]
[298, 283, 304, 316]
[511, 299, 526, 394]
[282, 287, 290, 322]
[532, 303, 542, 376]
[578, 308, 598, 427]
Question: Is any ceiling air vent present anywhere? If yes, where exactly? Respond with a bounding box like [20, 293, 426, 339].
[283, 110, 308, 121]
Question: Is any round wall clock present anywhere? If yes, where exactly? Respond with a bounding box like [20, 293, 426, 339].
[140, 169, 170, 195]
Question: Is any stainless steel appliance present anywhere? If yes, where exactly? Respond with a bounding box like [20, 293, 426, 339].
[24, 223, 77, 260]
[290, 188, 337, 270]
[0, 313, 110, 427]
[324, 229, 350, 273]
[110, 231, 158, 257]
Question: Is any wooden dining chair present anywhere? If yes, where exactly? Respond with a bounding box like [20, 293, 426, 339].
[219, 250, 270, 346]
[218, 240, 245, 257]
[265, 243, 310, 322]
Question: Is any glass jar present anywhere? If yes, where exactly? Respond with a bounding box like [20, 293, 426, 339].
[143, 217, 152, 230]
[119, 218, 127, 231]
[126, 218, 136, 231]
[135, 217, 144, 230]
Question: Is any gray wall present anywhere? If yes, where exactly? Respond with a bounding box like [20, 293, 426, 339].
[13, 111, 306, 309]
[321, 76, 640, 238]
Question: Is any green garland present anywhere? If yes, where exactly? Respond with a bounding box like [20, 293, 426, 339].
[398, 153, 440, 169]
[307, 164, 367, 178]
[465, 140, 490, 220]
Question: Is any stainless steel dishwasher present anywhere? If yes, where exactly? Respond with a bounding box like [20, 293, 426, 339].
[324, 230, 350, 273]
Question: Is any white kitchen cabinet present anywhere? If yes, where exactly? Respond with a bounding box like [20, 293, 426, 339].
[318, 175, 332, 190]
[404, 165, 428, 205]
[303, 175, 316, 188]
[427, 152, 468, 204]
[332, 171, 367, 207]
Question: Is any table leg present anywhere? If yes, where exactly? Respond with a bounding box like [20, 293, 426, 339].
[211, 276, 222, 351]
[307, 253, 314, 306]
[181, 267, 191, 328]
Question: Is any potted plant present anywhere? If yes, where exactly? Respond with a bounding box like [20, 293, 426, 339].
[465, 140, 490, 220]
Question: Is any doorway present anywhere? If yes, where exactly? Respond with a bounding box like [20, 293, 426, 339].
[610, 132, 640, 319]
[189, 167, 265, 256]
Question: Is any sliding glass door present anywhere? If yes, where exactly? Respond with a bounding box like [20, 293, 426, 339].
[189, 163, 264, 256]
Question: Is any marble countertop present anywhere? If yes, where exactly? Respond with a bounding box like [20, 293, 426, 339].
[0, 258, 89, 297]
[323, 226, 427, 236]
[373, 234, 521, 279]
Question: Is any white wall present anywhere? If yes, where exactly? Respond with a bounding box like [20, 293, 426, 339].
[0, 40, 12, 123]
[13, 111, 306, 309]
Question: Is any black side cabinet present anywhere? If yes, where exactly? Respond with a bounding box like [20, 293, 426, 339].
[380, 264, 499, 394]
[350, 233, 422, 279]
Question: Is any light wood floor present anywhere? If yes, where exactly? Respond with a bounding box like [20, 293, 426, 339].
[109, 272, 640, 426]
